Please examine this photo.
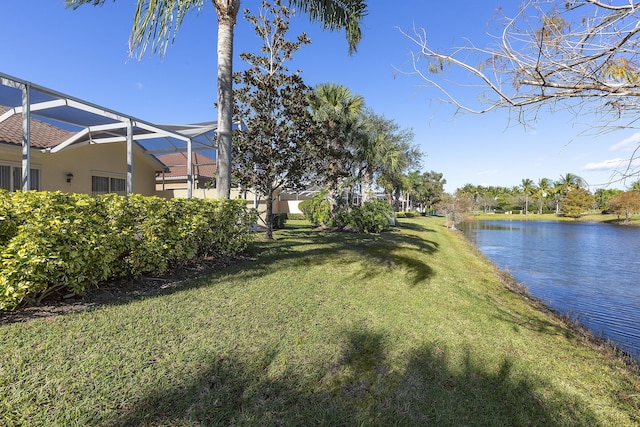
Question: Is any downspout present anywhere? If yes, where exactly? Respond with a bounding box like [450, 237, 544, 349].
[21, 83, 31, 190]
[126, 119, 133, 196]
[187, 138, 193, 199]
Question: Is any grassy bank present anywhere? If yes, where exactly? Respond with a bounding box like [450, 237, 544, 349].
[1, 217, 638, 426]
[474, 212, 640, 225]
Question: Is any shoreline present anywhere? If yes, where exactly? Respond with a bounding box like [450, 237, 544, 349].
[457, 217, 640, 369]
[458, 228, 640, 370]
[473, 212, 640, 225]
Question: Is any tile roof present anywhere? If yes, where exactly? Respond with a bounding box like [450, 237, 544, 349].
[0, 106, 75, 149]
[156, 152, 217, 179]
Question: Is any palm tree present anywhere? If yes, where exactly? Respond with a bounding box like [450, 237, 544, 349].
[557, 173, 587, 193]
[536, 177, 551, 214]
[379, 142, 419, 211]
[353, 128, 383, 204]
[520, 178, 535, 214]
[550, 183, 562, 214]
[308, 83, 364, 216]
[555, 173, 587, 214]
[67, 0, 368, 198]
[402, 170, 423, 211]
[354, 110, 415, 205]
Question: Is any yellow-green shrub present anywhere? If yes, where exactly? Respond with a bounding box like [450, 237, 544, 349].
[0, 192, 257, 310]
[0, 190, 19, 246]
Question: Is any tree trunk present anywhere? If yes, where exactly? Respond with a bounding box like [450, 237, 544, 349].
[265, 184, 275, 240]
[361, 168, 373, 205]
[326, 182, 341, 226]
[214, 0, 239, 199]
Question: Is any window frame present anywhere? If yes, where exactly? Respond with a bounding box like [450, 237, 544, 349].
[91, 174, 126, 197]
[0, 162, 41, 191]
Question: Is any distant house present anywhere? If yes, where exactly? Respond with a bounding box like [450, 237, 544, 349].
[0, 105, 166, 196]
[155, 152, 217, 199]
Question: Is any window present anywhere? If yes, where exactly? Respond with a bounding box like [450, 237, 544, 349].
[92, 175, 126, 196]
[0, 164, 40, 191]
[0, 165, 9, 190]
[197, 177, 215, 189]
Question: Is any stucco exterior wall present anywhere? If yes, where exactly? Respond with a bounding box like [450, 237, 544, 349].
[0, 141, 161, 196]
[156, 187, 218, 199]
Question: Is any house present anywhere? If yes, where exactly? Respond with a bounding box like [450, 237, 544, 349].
[155, 150, 309, 214]
[0, 105, 166, 196]
[0, 73, 217, 198]
[155, 151, 217, 199]
[0, 73, 312, 220]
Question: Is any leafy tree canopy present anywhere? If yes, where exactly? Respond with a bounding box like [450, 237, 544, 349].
[232, 0, 320, 239]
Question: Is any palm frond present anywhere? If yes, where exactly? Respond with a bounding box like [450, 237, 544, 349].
[130, 0, 204, 58]
[288, 0, 367, 53]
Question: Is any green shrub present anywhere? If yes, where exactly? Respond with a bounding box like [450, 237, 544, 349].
[1, 192, 114, 307]
[285, 213, 306, 220]
[270, 213, 287, 229]
[0, 190, 19, 247]
[300, 193, 393, 232]
[299, 191, 331, 226]
[298, 200, 311, 220]
[341, 199, 394, 233]
[396, 211, 418, 218]
[0, 192, 258, 310]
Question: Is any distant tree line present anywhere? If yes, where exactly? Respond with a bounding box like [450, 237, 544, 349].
[455, 174, 640, 221]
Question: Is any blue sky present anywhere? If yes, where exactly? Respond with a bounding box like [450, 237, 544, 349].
[2, 1, 638, 192]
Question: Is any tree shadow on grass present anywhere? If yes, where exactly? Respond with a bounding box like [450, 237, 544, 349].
[226, 226, 440, 288]
[104, 328, 602, 427]
[395, 217, 439, 233]
[274, 228, 439, 287]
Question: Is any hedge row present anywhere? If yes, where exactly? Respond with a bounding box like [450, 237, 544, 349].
[0, 191, 258, 310]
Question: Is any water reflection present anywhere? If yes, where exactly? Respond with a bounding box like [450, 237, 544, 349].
[459, 220, 640, 363]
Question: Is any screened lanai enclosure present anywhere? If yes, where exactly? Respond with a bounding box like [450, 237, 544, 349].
[0, 72, 218, 198]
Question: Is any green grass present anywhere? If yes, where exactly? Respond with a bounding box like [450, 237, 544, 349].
[474, 212, 640, 225]
[1, 217, 639, 426]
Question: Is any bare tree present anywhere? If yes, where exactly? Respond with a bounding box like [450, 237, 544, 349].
[402, 0, 640, 182]
[436, 191, 474, 230]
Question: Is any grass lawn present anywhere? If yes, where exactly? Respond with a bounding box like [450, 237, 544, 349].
[1, 217, 639, 426]
[473, 212, 640, 225]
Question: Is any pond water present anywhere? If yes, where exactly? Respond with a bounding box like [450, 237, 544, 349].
[459, 220, 640, 364]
